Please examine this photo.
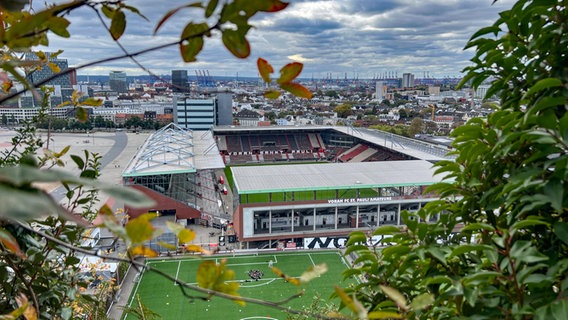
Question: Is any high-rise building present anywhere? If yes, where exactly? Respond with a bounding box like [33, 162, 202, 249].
[109, 71, 127, 93]
[375, 81, 385, 101]
[173, 93, 233, 130]
[171, 70, 189, 93]
[24, 52, 72, 87]
[402, 73, 415, 88]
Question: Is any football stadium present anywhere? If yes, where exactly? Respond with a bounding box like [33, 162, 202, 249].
[121, 124, 453, 251]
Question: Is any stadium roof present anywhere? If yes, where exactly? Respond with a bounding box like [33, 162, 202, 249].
[214, 125, 455, 161]
[232, 160, 444, 194]
[122, 123, 224, 177]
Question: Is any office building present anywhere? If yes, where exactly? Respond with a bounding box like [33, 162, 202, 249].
[174, 93, 233, 131]
[375, 81, 385, 101]
[109, 71, 127, 93]
[402, 73, 415, 88]
[24, 52, 72, 87]
[171, 70, 189, 93]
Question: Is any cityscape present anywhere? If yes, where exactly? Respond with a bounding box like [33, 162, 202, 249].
[1, 0, 563, 319]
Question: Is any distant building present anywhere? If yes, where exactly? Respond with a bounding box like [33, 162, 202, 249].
[215, 91, 233, 126]
[109, 71, 127, 93]
[475, 85, 491, 100]
[173, 93, 233, 130]
[24, 52, 72, 87]
[171, 70, 189, 93]
[234, 109, 262, 126]
[375, 81, 385, 101]
[402, 73, 415, 88]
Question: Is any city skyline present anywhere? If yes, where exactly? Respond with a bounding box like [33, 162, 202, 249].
[42, 0, 515, 78]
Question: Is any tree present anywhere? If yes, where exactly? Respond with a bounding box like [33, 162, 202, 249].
[0, 1, 319, 320]
[334, 104, 353, 118]
[408, 117, 423, 137]
[341, 1, 568, 319]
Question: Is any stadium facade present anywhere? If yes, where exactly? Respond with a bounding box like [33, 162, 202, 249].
[122, 124, 454, 250]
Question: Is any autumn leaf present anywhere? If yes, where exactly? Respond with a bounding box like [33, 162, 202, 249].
[263, 89, 280, 99]
[277, 62, 303, 84]
[129, 245, 158, 257]
[0, 227, 26, 259]
[280, 82, 313, 99]
[257, 58, 273, 83]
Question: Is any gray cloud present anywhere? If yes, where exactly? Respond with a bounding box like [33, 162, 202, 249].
[43, 0, 515, 78]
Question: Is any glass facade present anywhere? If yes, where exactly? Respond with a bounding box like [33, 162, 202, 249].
[239, 185, 437, 239]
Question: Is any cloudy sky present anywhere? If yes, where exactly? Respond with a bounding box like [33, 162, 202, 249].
[44, 0, 515, 79]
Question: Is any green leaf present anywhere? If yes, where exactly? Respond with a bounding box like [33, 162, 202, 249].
[110, 10, 126, 40]
[49, 16, 71, 38]
[410, 293, 435, 311]
[522, 77, 563, 100]
[205, 0, 218, 18]
[380, 285, 407, 311]
[70, 155, 84, 169]
[553, 222, 568, 246]
[347, 231, 367, 246]
[511, 218, 550, 231]
[98, 185, 154, 208]
[178, 22, 209, 62]
[373, 225, 401, 235]
[222, 29, 251, 58]
[280, 82, 313, 99]
[257, 57, 273, 83]
[76, 107, 88, 123]
[449, 244, 496, 258]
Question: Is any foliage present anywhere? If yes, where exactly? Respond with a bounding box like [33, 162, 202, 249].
[341, 1, 567, 319]
[0, 1, 320, 319]
[334, 104, 354, 118]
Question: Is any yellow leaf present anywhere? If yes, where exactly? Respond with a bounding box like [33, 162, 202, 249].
[280, 82, 313, 99]
[0, 228, 26, 259]
[368, 311, 403, 319]
[178, 228, 195, 244]
[166, 221, 196, 244]
[129, 245, 158, 257]
[277, 62, 303, 84]
[334, 286, 367, 318]
[47, 62, 60, 74]
[380, 285, 407, 311]
[81, 97, 103, 107]
[157, 241, 176, 250]
[185, 244, 211, 255]
[263, 89, 281, 99]
[299, 263, 327, 283]
[2, 80, 13, 93]
[257, 58, 273, 83]
[125, 214, 156, 244]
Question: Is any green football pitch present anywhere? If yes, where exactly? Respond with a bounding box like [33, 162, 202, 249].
[122, 251, 353, 320]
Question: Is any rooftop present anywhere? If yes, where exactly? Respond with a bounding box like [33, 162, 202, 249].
[122, 123, 224, 177]
[231, 160, 444, 194]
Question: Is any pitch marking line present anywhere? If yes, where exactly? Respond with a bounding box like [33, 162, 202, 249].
[308, 253, 316, 266]
[174, 260, 181, 285]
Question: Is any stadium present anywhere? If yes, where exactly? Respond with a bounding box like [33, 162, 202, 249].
[121, 124, 454, 250]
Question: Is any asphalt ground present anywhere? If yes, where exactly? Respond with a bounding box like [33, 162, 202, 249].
[0, 128, 233, 319]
